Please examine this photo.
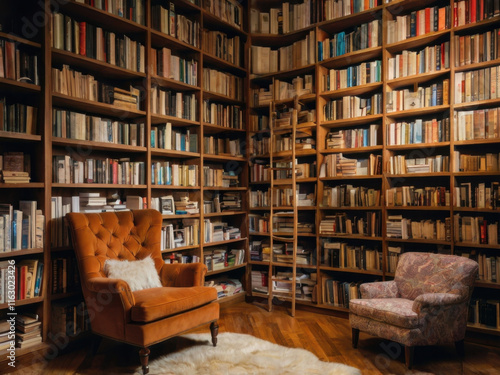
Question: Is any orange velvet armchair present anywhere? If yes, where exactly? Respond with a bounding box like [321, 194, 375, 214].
[66, 209, 219, 374]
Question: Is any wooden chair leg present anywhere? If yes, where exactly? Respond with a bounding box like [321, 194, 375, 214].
[455, 340, 465, 358]
[405, 346, 414, 369]
[210, 321, 219, 347]
[352, 328, 359, 349]
[139, 347, 150, 375]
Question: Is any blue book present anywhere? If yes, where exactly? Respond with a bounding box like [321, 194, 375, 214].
[21, 218, 29, 249]
[432, 84, 437, 106]
[318, 41, 323, 61]
[363, 129, 369, 147]
[409, 122, 414, 144]
[414, 119, 423, 143]
[34, 262, 43, 297]
[337, 32, 345, 56]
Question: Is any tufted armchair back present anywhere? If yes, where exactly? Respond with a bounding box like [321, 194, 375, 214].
[394, 252, 478, 301]
[66, 209, 163, 285]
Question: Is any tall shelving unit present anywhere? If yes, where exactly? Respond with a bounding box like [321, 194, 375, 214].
[247, 0, 500, 338]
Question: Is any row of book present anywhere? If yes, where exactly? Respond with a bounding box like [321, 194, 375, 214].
[75, 0, 145, 25]
[322, 242, 381, 271]
[454, 151, 500, 172]
[387, 155, 450, 174]
[201, 29, 242, 67]
[326, 124, 379, 149]
[323, 93, 383, 121]
[203, 101, 244, 129]
[322, 185, 380, 208]
[0, 260, 43, 302]
[203, 67, 244, 100]
[52, 12, 145, 73]
[319, 212, 381, 237]
[151, 162, 198, 187]
[0, 39, 39, 85]
[0, 100, 37, 134]
[250, 31, 315, 75]
[322, 60, 381, 91]
[164, 252, 200, 264]
[205, 277, 243, 300]
[151, 2, 200, 47]
[202, 166, 239, 188]
[150, 123, 198, 152]
[273, 133, 315, 153]
[51, 299, 90, 338]
[386, 118, 450, 146]
[468, 298, 500, 329]
[161, 219, 199, 250]
[203, 248, 245, 272]
[52, 109, 145, 146]
[52, 256, 80, 295]
[273, 272, 315, 301]
[387, 42, 450, 80]
[203, 219, 241, 244]
[386, 5, 451, 44]
[249, 189, 270, 209]
[455, 66, 500, 104]
[203, 136, 242, 157]
[0, 202, 44, 252]
[317, 20, 381, 61]
[249, 213, 269, 233]
[249, 0, 316, 34]
[52, 65, 141, 110]
[52, 155, 146, 185]
[386, 186, 450, 207]
[386, 79, 449, 113]
[386, 215, 451, 241]
[461, 251, 499, 284]
[454, 182, 500, 209]
[150, 87, 197, 121]
[273, 76, 314, 101]
[270, 188, 315, 208]
[249, 240, 270, 263]
[203, 0, 243, 30]
[250, 162, 271, 182]
[322, 0, 381, 21]
[454, 0, 500, 27]
[453, 215, 499, 245]
[152, 47, 197, 86]
[454, 107, 500, 141]
[205, 192, 242, 213]
[321, 277, 360, 308]
[320, 153, 382, 177]
[454, 28, 500, 68]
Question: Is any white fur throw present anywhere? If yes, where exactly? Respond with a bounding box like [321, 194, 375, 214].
[104, 256, 162, 292]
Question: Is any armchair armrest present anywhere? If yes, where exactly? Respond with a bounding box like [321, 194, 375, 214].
[360, 281, 398, 299]
[85, 277, 135, 312]
[412, 293, 466, 314]
[159, 263, 207, 287]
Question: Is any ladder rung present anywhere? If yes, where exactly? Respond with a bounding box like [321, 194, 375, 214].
[272, 235, 295, 242]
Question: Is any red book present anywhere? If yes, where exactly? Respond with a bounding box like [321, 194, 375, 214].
[453, 2, 458, 27]
[112, 159, 118, 184]
[416, 11, 420, 36]
[479, 0, 484, 21]
[79, 21, 86, 56]
[471, 0, 477, 23]
[480, 219, 487, 244]
[20, 265, 26, 300]
[4, 41, 15, 79]
[425, 8, 431, 34]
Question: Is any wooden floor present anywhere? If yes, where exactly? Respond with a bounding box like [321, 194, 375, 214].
[2, 300, 500, 374]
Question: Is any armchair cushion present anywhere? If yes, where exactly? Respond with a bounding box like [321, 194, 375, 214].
[104, 256, 162, 292]
[131, 286, 218, 323]
[360, 281, 399, 299]
[350, 298, 420, 329]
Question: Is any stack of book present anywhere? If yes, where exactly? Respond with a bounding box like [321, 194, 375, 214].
[0, 321, 10, 351]
[0, 152, 30, 183]
[15, 314, 42, 349]
[251, 270, 268, 294]
[205, 277, 243, 299]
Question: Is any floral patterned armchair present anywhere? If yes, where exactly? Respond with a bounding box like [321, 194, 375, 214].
[349, 252, 478, 368]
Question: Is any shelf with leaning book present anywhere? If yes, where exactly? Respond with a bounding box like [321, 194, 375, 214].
[203, 0, 244, 33]
[452, 0, 500, 29]
[321, 0, 383, 22]
[150, 46, 199, 87]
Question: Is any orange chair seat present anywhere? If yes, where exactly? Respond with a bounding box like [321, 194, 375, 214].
[131, 286, 218, 323]
[350, 298, 420, 329]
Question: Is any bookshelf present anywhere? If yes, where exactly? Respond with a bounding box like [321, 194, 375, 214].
[247, 0, 500, 333]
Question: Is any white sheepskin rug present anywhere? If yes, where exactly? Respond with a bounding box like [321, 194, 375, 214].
[137, 332, 361, 375]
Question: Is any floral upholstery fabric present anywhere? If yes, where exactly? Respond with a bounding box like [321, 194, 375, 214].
[350, 252, 478, 347]
[350, 298, 419, 329]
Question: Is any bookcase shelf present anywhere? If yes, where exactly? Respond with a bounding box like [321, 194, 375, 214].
[151, 113, 199, 126]
[0, 296, 44, 310]
[319, 47, 383, 69]
[52, 138, 147, 153]
[318, 6, 384, 34]
[320, 82, 383, 100]
[0, 78, 41, 94]
[151, 75, 201, 92]
[206, 263, 247, 276]
[386, 105, 449, 119]
[385, 30, 450, 53]
[321, 145, 383, 154]
[202, 53, 247, 74]
[319, 266, 383, 276]
[453, 14, 500, 33]
[151, 149, 200, 158]
[0, 31, 41, 48]
[52, 183, 147, 189]
[454, 59, 500, 73]
[0, 248, 44, 259]
[203, 90, 245, 105]
[150, 29, 201, 53]
[386, 206, 451, 211]
[0, 183, 44, 189]
[320, 114, 383, 128]
[0, 132, 42, 142]
[385, 142, 450, 151]
[453, 98, 500, 110]
[386, 69, 451, 89]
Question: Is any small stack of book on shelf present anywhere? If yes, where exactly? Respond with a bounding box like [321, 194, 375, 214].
[453, 215, 499, 245]
[0, 39, 39, 85]
[468, 298, 500, 330]
[161, 219, 199, 250]
[51, 299, 90, 338]
[322, 241, 381, 271]
[15, 314, 42, 349]
[0, 152, 31, 183]
[0, 321, 10, 351]
[319, 212, 381, 237]
[387, 215, 451, 241]
[272, 75, 314, 101]
[323, 93, 383, 120]
[203, 220, 241, 243]
[273, 216, 314, 234]
[251, 270, 268, 294]
[385, 186, 449, 207]
[0, 201, 44, 251]
[204, 248, 244, 272]
[203, 68, 244, 100]
[174, 195, 199, 215]
[164, 252, 199, 264]
[205, 277, 243, 300]
[320, 153, 382, 177]
[203, 167, 239, 187]
[203, 135, 242, 157]
[0, 99, 38, 134]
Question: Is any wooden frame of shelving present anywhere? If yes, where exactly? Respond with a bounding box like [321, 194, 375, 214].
[246, 0, 500, 337]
